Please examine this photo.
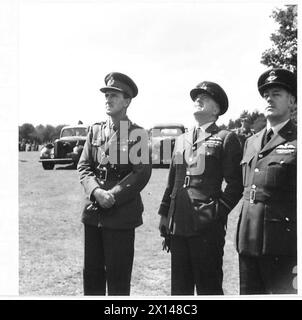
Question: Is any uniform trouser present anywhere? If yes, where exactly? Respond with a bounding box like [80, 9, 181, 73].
[83, 224, 135, 296]
[170, 223, 225, 295]
[239, 254, 297, 294]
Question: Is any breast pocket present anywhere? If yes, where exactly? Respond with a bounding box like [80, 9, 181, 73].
[91, 138, 103, 147]
[204, 145, 220, 158]
[265, 153, 296, 188]
[91, 139, 106, 163]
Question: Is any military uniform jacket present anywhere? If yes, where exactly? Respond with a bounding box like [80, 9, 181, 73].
[236, 120, 297, 257]
[158, 123, 243, 236]
[78, 117, 152, 229]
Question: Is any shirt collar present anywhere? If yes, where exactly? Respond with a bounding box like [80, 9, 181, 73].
[196, 121, 214, 132]
[267, 119, 290, 135]
[107, 116, 129, 131]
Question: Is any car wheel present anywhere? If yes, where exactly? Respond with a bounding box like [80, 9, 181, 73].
[42, 162, 55, 170]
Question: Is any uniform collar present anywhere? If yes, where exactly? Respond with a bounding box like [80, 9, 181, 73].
[107, 115, 130, 131]
[266, 119, 290, 135]
[259, 119, 296, 153]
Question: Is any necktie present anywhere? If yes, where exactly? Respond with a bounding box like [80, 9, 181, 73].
[193, 127, 200, 144]
[262, 128, 273, 147]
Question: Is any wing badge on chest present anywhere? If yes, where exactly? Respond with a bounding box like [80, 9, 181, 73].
[275, 144, 296, 154]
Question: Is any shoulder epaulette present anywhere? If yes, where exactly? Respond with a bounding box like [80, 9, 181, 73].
[130, 121, 143, 130]
[216, 129, 230, 138]
[92, 121, 106, 126]
[89, 122, 106, 142]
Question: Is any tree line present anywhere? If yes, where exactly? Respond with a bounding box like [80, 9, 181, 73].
[19, 110, 266, 145]
[19, 123, 68, 144]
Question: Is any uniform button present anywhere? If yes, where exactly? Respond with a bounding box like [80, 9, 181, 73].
[280, 160, 285, 164]
[286, 228, 291, 232]
[258, 154, 263, 158]
[186, 171, 190, 175]
[254, 168, 259, 172]
[285, 217, 290, 222]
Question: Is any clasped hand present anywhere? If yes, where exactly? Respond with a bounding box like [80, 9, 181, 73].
[93, 188, 115, 209]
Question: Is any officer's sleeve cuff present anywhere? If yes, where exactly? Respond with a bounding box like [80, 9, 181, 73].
[87, 179, 101, 201]
[158, 202, 170, 217]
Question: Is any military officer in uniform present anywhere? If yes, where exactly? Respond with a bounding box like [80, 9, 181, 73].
[78, 72, 152, 295]
[236, 68, 297, 294]
[158, 81, 243, 295]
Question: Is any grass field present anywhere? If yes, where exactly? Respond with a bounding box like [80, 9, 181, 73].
[19, 151, 241, 296]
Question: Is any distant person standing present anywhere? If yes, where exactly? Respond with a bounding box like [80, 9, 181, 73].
[235, 116, 254, 148]
[236, 68, 297, 294]
[78, 72, 152, 295]
[158, 81, 243, 295]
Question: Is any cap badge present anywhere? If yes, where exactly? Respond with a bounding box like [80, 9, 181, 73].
[201, 84, 207, 90]
[107, 78, 115, 86]
[267, 71, 277, 82]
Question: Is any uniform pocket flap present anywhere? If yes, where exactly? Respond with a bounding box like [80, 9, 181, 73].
[91, 139, 103, 147]
[267, 153, 296, 166]
[240, 152, 255, 165]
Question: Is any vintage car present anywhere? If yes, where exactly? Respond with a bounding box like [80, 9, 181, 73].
[149, 123, 186, 167]
[39, 124, 89, 170]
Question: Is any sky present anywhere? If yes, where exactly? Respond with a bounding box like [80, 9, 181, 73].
[17, 0, 288, 129]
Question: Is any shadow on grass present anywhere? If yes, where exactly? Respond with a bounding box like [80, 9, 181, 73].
[56, 164, 77, 170]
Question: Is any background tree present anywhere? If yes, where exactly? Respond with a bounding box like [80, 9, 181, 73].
[19, 123, 36, 142]
[224, 110, 266, 133]
[261, 5, 297, 124]
[261, 5, 297, 74]
[19, 123, 69, 144]
[34, 124, 46, 144]
[251, 114, 266, 132]
[43, 124, 59, 142]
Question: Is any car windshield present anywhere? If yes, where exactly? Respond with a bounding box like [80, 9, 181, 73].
[61, 127, 88, 137]
[151, 127, 183, 138]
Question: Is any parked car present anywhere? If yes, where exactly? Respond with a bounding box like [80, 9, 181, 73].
[39, 124, 89, 170]
[149, 123, 185, 167]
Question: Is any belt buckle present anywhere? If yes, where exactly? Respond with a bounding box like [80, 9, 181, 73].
[249, 186, 256, 204]
[97, 165, 108, 181]
[183, 176, 190, 188]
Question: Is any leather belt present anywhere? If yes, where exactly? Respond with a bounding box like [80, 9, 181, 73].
[183, 175, 218, 188]
[243, 186, 269, 204]
[96, 165, 130, 182]
[183, 176, 203, 188]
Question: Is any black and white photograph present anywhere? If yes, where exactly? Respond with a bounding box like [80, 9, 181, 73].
[0, 0, 299, 301]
